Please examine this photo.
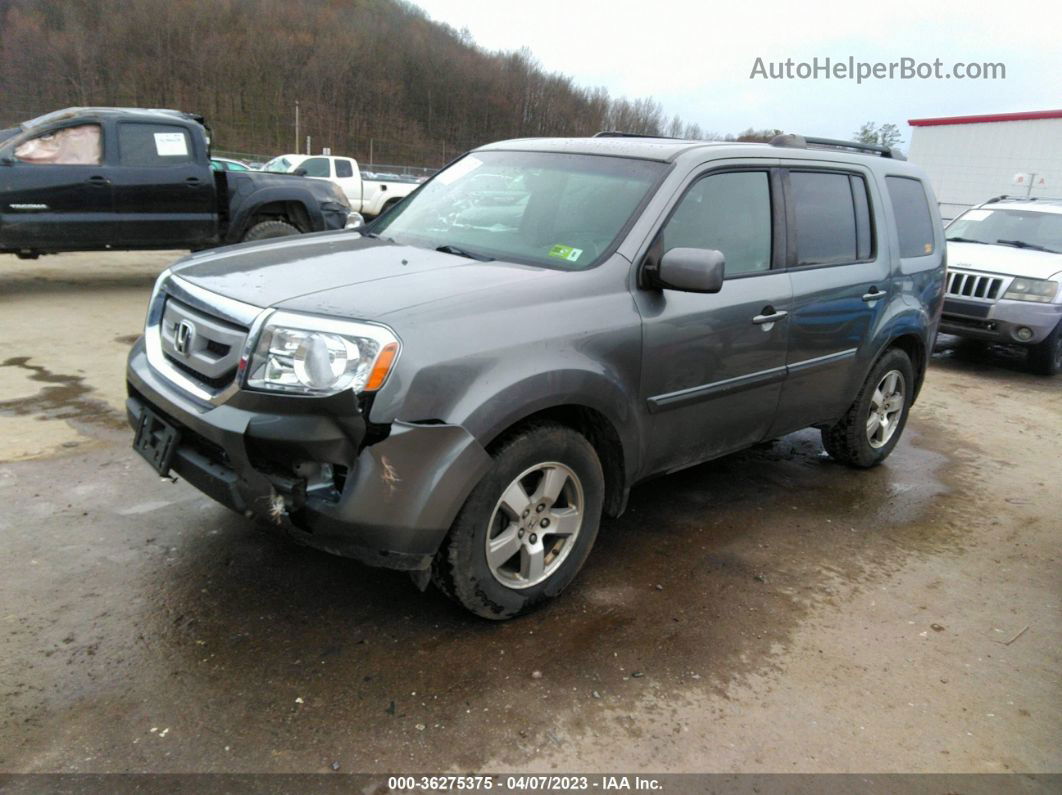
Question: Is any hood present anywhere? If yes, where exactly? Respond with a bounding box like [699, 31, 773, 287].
[171, 233, 555, 319]
[946, 240, 1062, 280]
[229, 168, 340, 196]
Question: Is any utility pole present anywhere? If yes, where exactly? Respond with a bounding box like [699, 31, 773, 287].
[294, 100, 299, 154]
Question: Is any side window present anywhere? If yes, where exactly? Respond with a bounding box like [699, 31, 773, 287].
[14, 124, 102, 165]
[334, 159, 354, 178]
[118, 123, 193, 167]
[790, 171, 865, 265]
[300, 157, 330, 178]
[660, 171, 772, 277]
[887, 176, 935, 258]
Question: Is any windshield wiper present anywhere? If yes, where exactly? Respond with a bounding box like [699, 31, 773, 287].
[947, 236, 988, 245]
[996, 239, 1056, 253]
[435, 244, 495, 262]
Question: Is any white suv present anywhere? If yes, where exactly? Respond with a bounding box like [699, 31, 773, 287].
[942, 196, 1062, 374]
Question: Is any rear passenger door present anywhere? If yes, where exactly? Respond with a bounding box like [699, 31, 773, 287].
[769, 166, 891, 434]
[637, 167, 792, 474]
[111, 121, 217, 247]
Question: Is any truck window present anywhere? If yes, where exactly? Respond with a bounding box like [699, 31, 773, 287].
[300, 157, 330, 178]
[335, 159, 354, 178]
[118, 123, 194, 167]
[14, 124, 102, 165]
[887, 176, 935, 258]
[661, 171, 772, 276]
[790, 171, 868, 266]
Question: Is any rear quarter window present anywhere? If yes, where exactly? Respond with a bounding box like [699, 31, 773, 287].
[887, 176, 935, 258]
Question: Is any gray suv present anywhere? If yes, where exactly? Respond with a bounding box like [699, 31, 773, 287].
[127, 134, 946, 619]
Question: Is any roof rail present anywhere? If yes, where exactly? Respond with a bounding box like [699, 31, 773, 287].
[593, 130, 680, 140]
[984, 194, 1062, 204]
[769, 133, 906, 161]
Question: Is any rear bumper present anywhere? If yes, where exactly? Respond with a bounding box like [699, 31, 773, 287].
[126, 340, 492, 570]
[940, 298, 1062, 345]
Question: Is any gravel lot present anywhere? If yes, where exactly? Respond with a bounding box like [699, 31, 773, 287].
[1, 251, 1059, 774]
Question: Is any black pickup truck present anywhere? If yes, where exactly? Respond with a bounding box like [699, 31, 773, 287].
[0, 107, 355, 258]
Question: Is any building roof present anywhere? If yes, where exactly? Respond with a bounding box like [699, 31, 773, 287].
[909, 110, 1062, 127]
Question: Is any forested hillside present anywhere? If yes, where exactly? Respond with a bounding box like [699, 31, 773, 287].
[0, 0, 714, 166]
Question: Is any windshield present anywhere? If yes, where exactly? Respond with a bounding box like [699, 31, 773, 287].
[946, 207, 1062, 253]
[371, 150, 667, 269]
[263, 156, 296, 173]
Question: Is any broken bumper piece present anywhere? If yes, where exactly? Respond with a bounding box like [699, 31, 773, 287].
[125, 339, 492, 571]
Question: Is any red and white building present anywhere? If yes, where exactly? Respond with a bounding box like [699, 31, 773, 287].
[907, 109, 1062, 220]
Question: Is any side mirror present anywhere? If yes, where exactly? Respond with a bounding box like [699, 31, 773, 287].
[345, 212, 365, 230]
[0, 155, 14, 166]
[657, 247, 725, 293]
[293, 167, 307, 177]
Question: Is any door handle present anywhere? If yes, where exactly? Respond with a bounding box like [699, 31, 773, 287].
[862, 287, 887, 302]
[752, 308, 788, 325]
[87, 175, 109, 187]
[185, 177, 201, 187]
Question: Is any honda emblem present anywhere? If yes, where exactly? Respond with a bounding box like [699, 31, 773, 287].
[174, 319, 196, 356]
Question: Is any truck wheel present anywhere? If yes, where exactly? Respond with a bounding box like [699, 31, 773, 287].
[431, 423, 604, 620]
[242, 219, 299, 242]
[1027, 320, 1062, 376]
[821, 348, 914, 468]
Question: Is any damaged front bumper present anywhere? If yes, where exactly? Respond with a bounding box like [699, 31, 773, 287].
[126, 340, 491, 571]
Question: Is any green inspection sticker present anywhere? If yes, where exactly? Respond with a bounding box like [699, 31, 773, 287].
[548, 244, 583, 262]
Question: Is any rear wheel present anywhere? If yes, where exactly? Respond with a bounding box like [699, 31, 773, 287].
[431, 423, 604, 620]
[822, 348, 914, 468]
[1028, 320, 1062, 376]
[242, 219, 299, 242]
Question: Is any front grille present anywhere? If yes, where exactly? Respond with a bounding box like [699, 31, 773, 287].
[945, 269, 1005, 301]
[159, 296, 249, 391]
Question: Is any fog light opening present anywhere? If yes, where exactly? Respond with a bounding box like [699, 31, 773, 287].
[1015, 326, 1034, 342]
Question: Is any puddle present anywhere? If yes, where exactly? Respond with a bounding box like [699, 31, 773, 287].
[0, 356, 126, 431]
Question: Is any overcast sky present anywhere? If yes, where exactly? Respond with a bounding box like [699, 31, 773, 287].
[411, 0, 1058, 146]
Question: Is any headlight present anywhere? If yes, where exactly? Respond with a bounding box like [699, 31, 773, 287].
[1003, 277, 1059, 303]
[245, 311, 399, 396]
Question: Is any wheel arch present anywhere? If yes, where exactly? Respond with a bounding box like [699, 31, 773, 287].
[482, 403, 630, 519]
[226, 189, 320, 242]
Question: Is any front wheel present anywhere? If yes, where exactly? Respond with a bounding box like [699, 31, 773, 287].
[432, 424, 604, 620]
[822, 348, 914, 468]
[241, 219, 299, 242]
[1028, 319, 1062, 376]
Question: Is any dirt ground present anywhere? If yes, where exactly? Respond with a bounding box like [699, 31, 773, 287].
[0, 251, 1059, 775]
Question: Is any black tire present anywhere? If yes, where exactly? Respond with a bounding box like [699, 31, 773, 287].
[242, 219, 300, 242]
[1027, 319, 1062, 376]
[821, 348, 914, 468]
[431, 423, 604, 620]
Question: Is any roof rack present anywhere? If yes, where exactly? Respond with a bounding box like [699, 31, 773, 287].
[593, 131, 681, 140]
[984, 194, 1062, 204]
[769, 133, 906, 160]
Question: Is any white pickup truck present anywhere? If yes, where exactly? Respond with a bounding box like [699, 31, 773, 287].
[263, 154, 419, 217]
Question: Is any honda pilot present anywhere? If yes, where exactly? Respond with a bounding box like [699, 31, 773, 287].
[127, 133, 946, 619]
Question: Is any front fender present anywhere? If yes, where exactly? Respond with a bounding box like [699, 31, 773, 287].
[225, 186, 324, 242]
[457, 367, 644, 479]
